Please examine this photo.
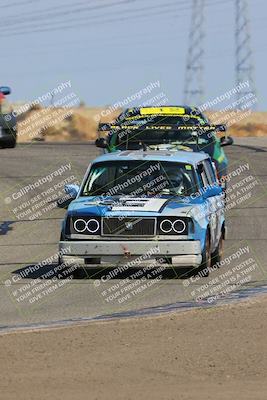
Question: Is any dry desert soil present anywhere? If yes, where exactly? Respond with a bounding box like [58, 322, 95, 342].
[0, 296, 267, 400]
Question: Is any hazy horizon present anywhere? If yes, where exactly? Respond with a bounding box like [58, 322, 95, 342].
[1, 0, 266, 110]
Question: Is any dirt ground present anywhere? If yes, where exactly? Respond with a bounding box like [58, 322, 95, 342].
[0, 296, 267, 400]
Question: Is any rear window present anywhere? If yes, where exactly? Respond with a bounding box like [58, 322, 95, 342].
[118, 115, 208, 126]
[115, 129, 215, 148]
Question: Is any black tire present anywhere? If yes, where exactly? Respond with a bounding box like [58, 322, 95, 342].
[4, 139, 16, 148]
[211, 235, 223, 267]
[196, 231, 211, 277]
[58, 231, 65, 265]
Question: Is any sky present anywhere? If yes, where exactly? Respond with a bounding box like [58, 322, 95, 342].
[0, 0, 266, 110]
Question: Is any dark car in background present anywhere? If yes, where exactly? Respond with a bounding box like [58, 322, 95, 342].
[0, 86, 17, 148]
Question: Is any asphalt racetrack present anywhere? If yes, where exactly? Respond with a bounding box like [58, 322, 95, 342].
[0, 138, 267, 330]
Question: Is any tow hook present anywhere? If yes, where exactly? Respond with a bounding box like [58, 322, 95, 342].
[122, 245, 131, 258]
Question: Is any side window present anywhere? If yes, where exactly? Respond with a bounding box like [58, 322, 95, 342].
[197, 162, 209, 188]
[203, 159, 217, 184]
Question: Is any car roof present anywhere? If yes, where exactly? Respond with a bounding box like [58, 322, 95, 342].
[92, 150, 209, 167]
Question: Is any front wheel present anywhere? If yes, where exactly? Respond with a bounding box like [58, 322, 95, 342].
[211, 235, 223, 267]
[196, 232, 211, 277]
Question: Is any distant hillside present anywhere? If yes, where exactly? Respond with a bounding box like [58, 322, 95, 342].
[16, 106, 120, 142]
[206, 111, 267, 137]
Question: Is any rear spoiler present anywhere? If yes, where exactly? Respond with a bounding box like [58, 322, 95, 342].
[98, 123, 226, 133]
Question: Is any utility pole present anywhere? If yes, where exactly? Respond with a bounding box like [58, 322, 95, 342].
[235, 0, 257, 108]
[184, 0, 205, 106]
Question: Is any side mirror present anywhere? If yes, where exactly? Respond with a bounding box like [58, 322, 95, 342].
[0, 86, 11, 95]
[215, 124, 227, 132]
[203, 186, 223, 198]
[64, 184, 80, 199]
[95, 137, 108, 149]
[220, 136, 234, 147]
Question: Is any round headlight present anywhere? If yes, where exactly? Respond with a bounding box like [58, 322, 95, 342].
[74, 218, 87, 233]
[87, 219, 100, 233]
[173, 219, 186, 234]
[159, 219, 173, 233]
[73, 218, 100, 233]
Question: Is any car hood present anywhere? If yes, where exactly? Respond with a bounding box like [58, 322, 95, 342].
[68, 195, 206, 218]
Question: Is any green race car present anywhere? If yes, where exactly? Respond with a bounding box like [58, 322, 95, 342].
[96, 106, 233, 185]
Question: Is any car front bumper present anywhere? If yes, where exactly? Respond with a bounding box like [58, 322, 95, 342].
[59, 240, 202, 268]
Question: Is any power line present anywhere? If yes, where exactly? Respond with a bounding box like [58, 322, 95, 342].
[3, 0, 103, 17]
[0, 5, 196, 37]
[0, 0, 231, 37]
[1, 0, 43, 8]
[2, 0, 191, 21]
[0, 0, 136, 26]
[235, 0, 257, 109]
[0, 0, 188, 31]
[183, 0, 205, 105]
[2, 0, 152, 21]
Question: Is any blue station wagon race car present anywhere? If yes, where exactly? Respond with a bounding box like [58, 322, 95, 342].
[96, 106, 234, 185]
[59, 149, 225, 277]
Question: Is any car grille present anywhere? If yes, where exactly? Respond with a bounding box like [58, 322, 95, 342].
[102, 217, 156, 236]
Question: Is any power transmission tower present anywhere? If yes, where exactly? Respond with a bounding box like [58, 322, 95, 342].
[235, 0, 257, 108]
[183, 0, 205, 106]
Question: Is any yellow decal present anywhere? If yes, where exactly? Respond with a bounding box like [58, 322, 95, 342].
[140, 107, 186, 115]
[217, 154, 225, 163]
[185, 164, 192, 170]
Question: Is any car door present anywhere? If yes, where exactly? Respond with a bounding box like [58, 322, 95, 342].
[203, 159, 224, 251]
[197, 160, 222, 252]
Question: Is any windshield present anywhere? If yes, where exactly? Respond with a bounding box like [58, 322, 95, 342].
[81, 160, 197, 197]
[115, 129, 215, 149]
[117, 115, 208, 126]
